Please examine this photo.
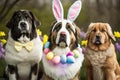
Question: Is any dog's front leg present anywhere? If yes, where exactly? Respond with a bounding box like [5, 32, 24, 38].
[8, 65, 18, 80]
[103, 58, 116, 80]
[104, 68, 115, 80]
[30, 63, 39, 80]
[85, 58, 93, 80]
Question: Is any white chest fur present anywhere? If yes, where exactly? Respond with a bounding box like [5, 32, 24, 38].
[42, 47, 84, 80]
[5, 35, 43, 78]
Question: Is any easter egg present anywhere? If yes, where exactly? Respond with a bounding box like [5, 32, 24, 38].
[46, 52, 54, 60]
[73, 50, 80, 58]
[78, 48, 82, 53]
[44, 48, 50, 54]
[66, 52, 74, 56]
[60, 55, 67, 64]
[44, 41, 50, 48]
[67, 56, 75, 64]
[52, 56, 60, 64]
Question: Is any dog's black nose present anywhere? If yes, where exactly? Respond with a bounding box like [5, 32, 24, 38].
[20, 22, 27, 29]
[96, 35, 101, 40]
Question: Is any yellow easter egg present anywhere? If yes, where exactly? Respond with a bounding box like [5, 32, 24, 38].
[73, 50, 80, 58]
[46, 52, 54, 60]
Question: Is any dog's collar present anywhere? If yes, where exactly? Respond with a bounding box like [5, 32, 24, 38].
[14, 41, 34, 52]
[44, 41, 82, 65]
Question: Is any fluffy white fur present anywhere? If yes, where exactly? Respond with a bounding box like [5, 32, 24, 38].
[42, 47, 84, 80]
[5, 32, 43, 79]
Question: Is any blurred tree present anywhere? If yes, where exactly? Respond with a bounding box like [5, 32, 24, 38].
[0, 0, 20, 23]
[83, 0, 120, 31]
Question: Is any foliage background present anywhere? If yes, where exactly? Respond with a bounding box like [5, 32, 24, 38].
[0, 0, 120, 79]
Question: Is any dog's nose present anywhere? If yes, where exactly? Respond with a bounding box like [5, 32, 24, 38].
[20, 22, 27, 29]
[60, 32, 66, 37]
[96, 35, 101, 40]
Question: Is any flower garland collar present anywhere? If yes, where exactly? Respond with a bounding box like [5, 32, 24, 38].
[44, 41, 82, 64]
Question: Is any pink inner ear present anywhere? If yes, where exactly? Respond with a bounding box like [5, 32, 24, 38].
[53, 0, 63, 20]
[69, 3, 80, 21]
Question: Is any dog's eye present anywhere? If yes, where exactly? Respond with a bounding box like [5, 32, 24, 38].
[54, 23, 62, 31]
[66, 25, 71, 30]
[101, 29, 105, 32]
[92, 29, 96, 32]
[56, 26, 61, 31]
[66, 23, 74, 33]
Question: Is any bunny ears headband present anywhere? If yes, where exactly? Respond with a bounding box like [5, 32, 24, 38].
[52, 0, 82, 22]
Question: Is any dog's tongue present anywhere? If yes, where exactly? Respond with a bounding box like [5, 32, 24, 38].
[95, 40, 101, 45]
[59, 42, 66, 48]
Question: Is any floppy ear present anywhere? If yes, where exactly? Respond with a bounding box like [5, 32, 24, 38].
[67, 0, 82, 22]
[75, 26, 80, 43]
[105, 23, 116, 41]
[6, 11, 18, 29]
[29, 11, 40, 27]
[6, 20, 13, 29]
[52, 0, 64, 21]
[86, 23, 95, 39]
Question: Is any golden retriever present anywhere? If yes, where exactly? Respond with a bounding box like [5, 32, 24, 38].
[85, 22, 120, 80]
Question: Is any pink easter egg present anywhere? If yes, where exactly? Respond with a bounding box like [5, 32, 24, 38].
[67, 52, 74, 56]
[52, 56, 60, 64]
[78, 48, 82, 53]
[44, 48, 50, 54]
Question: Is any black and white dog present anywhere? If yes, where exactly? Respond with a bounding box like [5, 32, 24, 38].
[5, 10, 43, 80]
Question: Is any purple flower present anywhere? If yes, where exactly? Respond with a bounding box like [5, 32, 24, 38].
[0, 42, 5, 59]
[114, 43, 120, 52]
[40, 36, 43, 41]
[80, 31, 86, 39]
[82, 47, 86, 54]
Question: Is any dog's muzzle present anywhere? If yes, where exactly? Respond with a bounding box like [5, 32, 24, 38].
[20, 22, 27, 30]
[58, 32, 67, 48]
[94, 35, 101, 45]
[19, 21, 29, 33]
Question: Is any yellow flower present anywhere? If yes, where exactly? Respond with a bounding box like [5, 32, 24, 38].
[37, 29, 42, 36]
[43, 34, 48, 45]
[1, 39, 7, 44]
[114, 31, 120, 38]
[0, 31, 6, 37]
[81, 40, 88, 46]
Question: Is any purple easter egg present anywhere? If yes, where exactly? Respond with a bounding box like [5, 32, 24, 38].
[66, 52, 74, 57]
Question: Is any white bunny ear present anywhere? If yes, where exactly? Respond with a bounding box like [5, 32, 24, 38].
[67, 0, 82, 22]
[52, 0, 64, 21]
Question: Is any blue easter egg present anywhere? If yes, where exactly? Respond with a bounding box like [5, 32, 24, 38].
[60, 55, 67, 64]
[67, 56, 75, 64]
[44, 41, 50, 48]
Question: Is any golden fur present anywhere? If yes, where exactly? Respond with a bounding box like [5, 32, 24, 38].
[85, 23, 120, 80]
